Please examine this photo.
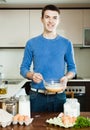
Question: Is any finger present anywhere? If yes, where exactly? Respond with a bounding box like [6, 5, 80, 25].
[37, 73, 43, 79]
[33, 74, 43, 83]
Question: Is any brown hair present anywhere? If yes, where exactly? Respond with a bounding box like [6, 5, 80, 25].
[41, 4, 60, 18]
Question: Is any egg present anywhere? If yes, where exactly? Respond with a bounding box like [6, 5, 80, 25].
[24, 116, 30, 121]
[18, 115, 24, 122]
[13, 114, 21, 121]
[13, 113, 32, 126]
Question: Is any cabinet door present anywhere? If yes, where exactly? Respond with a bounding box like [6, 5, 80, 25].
[57, 10, 83, 44]
[0, 10, 29, 47]
[83, 9, 90, 28]
[29, 10, 43, 38]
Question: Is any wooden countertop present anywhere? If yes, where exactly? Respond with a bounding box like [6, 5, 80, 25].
[0, 112, 90, 130]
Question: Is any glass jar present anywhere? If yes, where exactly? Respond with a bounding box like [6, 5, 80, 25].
[2, 97, 18, 116]
[19, 95, 31, 117]
[64, 98, 80, 117]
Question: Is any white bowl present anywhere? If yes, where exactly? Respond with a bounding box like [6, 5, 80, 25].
[44, 80, 66, 93]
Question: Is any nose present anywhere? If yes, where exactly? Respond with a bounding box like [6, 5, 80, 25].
[49, 18, 53, 23]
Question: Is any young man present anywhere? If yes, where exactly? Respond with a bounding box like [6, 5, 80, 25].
[20, 5, 77, 112]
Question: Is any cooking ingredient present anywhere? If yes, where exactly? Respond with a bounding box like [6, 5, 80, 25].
[0, 87, 7, 94]
[13, 114, 33, 126]
[18, 115, 24, 122]
[24, 116, 30, 121]
[19, 95, 31, 117]
[46, 113, 77, 128]
[13, 114, 30, 122]
[13, 114, 21, 121]
[61, 115, 77, 125]
[64, 98, 80, 117]
[44, 80, 65, 93]
[74, 116, 90, 128]
[46, 113, 90, 128]
[58, 113, 77, 126]
[46, 87, 63, 92]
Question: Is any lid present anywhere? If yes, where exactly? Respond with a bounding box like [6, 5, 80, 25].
[5, 97, 18, 104]
[19, 95, 29, 101]
[66, 98, 78, 102]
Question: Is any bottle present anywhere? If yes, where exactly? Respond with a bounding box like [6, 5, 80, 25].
[0, 82, 7, 94]
[0, 65, 3, 86]
[64, 98, 80, 117]
[19, 95, 31, 117]
[0, 65, 4, 83]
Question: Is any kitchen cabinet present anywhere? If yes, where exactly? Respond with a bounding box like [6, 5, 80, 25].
[0, 10, 29, 47]
[83, 9, 90, 28]
[0, 9, 89, 47]
[29, 10, 43, 38]
[29, 9, 83, 45]
[57, 10, 83, 45]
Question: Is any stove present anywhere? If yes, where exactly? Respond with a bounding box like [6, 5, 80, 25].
[67, 80, 90, 112]
[65, 86, 85, 94]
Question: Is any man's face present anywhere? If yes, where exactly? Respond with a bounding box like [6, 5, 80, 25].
[41, 10, 60, 33]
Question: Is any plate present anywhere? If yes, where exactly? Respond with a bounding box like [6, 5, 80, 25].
[46, 117, 75, 128]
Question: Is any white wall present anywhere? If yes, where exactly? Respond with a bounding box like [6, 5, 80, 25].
[0, 49, 24, 79]
[0, 47, 90, 79]
[74, 48, 90, 79]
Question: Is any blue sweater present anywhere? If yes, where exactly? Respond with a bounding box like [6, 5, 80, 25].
[20, 34, 76, 89]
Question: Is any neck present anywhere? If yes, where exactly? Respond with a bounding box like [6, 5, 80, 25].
[43, 31, 57, 39]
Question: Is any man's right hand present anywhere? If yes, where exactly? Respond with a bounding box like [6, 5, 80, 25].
[32, 73, 43, 83]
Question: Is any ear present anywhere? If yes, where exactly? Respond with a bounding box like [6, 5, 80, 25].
[59, 16, 61, 24]
[41, 17, 43, 23]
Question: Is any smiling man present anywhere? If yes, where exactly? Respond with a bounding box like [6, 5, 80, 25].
[20, 5, 77, 112]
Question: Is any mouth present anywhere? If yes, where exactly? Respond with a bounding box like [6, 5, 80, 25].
[47, 24, 55, 30]
[48, 23, 54, 27]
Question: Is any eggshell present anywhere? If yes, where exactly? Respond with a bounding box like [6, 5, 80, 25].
[24, 116, 30, 121]
[18, 115, 24, 121]
[12, 114, 33, 126]
[13, 114, 21, 121]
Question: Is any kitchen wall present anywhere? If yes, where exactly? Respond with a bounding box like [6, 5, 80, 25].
[0, 8, 90, 80]
[0, 47, 90, 80]
[0, 49, 24, 79]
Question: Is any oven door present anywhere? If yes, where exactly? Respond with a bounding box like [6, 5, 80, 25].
[74, 93, 86, 112]
[65, 86, 86, 112]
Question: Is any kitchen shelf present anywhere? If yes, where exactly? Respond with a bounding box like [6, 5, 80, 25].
[0, 47, 25, 49]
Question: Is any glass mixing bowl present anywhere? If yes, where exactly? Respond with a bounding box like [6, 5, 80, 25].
[44, 80, 66, 93]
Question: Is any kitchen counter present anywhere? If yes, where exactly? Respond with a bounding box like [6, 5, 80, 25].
[0, 112, 90, 130]
[69, 79, 90, 82]
[0, 79, 28, 99]
[1, 78, 90, 98]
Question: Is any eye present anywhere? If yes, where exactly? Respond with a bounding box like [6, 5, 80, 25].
[45, 15, 49, 19]
[53, 16, 58, 19]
